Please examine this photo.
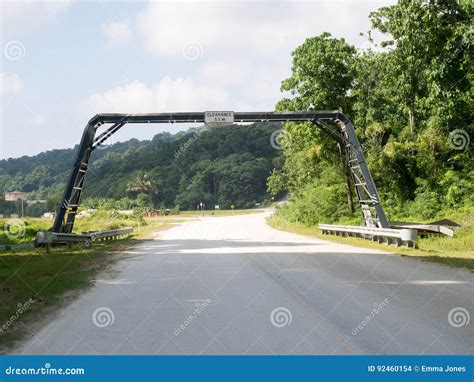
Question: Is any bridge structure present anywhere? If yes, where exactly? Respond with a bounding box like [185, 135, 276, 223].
[51, 111, 389, 234]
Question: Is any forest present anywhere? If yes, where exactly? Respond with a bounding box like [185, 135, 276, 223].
[269, 0, 473, 225]
[0, 123, 280, 215]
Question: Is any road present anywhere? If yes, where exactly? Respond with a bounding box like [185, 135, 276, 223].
[16, 211, 472, 355]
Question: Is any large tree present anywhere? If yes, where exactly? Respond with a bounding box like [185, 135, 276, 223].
[270, 0, 473, 225]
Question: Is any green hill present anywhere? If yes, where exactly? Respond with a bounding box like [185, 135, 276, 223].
[0, 123, 281, 215]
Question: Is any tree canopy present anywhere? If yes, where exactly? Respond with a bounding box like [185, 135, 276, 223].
[270, 0, 473, 224]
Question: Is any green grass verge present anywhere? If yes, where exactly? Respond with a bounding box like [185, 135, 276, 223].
[0, 218, 176, 353]
[267, 214, 474, 271]
[0, 211, 147, 246]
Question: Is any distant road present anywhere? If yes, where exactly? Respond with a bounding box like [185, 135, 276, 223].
[17, 211, 472, 355]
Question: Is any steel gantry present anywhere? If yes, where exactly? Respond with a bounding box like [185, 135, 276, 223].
[52, 111, 389, 233]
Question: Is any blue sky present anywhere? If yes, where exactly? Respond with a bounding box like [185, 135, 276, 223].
[0, 0, 394, 159]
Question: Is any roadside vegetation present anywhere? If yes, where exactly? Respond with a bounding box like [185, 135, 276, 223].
[1, 241, 131, 352]
[0, 211, 147, 246]
[267, 1, 473, 261]
[268, 208, 474, 270]
[0, 211, 177, 352]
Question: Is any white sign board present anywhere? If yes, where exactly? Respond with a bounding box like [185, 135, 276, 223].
[204, 111, 234, 125]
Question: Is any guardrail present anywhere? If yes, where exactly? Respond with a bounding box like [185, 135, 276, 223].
[83, 227, 134, 242]
[319, 224, 417, 248]
[36, 227, 133, 249]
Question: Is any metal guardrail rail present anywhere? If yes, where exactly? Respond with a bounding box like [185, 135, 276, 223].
[83, 227, 134, 242]
[36, 227, 133, 249]
[389, 221, 456, 237]
[319, 224, 417, 247]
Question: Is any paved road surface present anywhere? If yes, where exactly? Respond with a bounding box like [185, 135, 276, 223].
[16, 211, 472, 355]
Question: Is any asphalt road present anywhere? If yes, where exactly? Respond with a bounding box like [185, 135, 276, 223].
[16, 211, 472, 355]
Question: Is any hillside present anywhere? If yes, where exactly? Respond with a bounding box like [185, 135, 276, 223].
[0, 123, 281, 215]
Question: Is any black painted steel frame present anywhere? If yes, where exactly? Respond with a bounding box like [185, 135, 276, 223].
[52, 111, 389, 233]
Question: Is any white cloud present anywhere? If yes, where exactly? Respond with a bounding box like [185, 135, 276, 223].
[136, 2, 306, 58]
[0, 73, 23, 95]
[132, 1, 395, 111]
[198, 60, 253, 86]
[0, 0, 73, 37]
[102, 22, 132, 46]
[135, 1, 392, 59]
[86, 77, 239, 114]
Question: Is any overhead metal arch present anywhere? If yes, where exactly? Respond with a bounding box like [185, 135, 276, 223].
[52, 111, 389, 233]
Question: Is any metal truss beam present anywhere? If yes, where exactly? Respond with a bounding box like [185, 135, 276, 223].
[52, 111, 388, 234]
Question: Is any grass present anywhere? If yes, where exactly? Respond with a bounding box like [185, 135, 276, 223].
[0, 212, 180, 353]
[267, 214, 474, 271]
[0, 211, 146, 246]
[0, 242, 126, 352]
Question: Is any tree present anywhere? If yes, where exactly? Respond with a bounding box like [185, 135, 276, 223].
[271, 1, 473, 224]
[270, 33, 358, 213]
[369, 0, 471, 135]
[278, 32, 356, 113]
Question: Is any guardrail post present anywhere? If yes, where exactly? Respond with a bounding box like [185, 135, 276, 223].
[400, 229, 417, 242]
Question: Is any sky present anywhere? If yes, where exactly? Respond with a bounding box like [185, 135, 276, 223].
[0, 0, 395, 160]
